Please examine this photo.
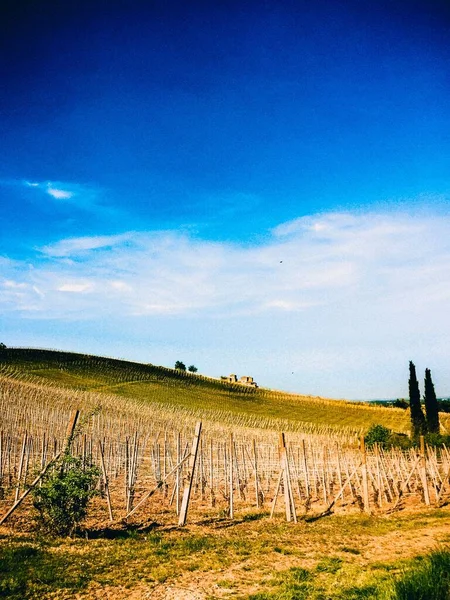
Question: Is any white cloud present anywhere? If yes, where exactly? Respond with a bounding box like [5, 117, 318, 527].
[46, 187, 74, 200]
[2, 208, 450, 397]
[18, 179, 110, 214]
[40, 233, 134, 257]
[1, 210, 449, 323]
[3, 280, 27, 289]
[58, 283, 93, 293]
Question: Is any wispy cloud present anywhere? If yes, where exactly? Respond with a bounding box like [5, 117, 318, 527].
[40, 233, 135, 257]
[46, 187, 74, 200]
[2, 209, 450, 397]
[20, 179, 106, 213]
[1, 210, 449, 323]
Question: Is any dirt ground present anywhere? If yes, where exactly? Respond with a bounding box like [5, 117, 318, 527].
[1, 491, 450, 600]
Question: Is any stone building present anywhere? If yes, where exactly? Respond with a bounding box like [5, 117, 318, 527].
[226, 374, 258, 388]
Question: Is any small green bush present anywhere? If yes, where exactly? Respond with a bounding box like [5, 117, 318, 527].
[422, 433, 450, 448]
[32, 454, 99, 536]
[365, 425, 412, 450]
[365, 425, 392, 448]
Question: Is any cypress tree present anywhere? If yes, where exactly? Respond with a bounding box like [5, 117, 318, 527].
[424, 368, 440, 434]
[409, 361, 427, 438]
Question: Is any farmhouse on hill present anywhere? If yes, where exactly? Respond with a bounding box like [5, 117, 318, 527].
[226, 374, 258, 388]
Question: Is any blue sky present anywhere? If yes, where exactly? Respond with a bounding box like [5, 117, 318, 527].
[1, 0, 450, 398]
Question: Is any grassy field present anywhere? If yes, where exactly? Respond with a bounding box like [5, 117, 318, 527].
[0, 347, 419, 436]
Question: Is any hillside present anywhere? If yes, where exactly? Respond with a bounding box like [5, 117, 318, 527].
[0, 347, 417, 438]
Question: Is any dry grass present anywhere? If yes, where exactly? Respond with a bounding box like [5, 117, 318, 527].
[1, 505, 449, 599]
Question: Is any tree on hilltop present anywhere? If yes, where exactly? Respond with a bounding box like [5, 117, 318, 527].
[424, 368, 440, 434]
[409, 361, 427, 439]
[175, 360, 186, 371]
[188, 365, 198, 373]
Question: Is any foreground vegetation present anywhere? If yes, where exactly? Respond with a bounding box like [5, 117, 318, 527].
[1, 507, 449, 599]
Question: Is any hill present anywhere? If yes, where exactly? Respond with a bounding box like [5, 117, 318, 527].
[0, 347, 421, 439]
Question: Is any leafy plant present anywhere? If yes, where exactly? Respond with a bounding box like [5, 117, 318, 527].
[365, 424, 392, 448]
[422, 433, 450, 448]
[32, 454, 99, 536]
[365, 425, 412, 450]
[174, 360, 186, 371]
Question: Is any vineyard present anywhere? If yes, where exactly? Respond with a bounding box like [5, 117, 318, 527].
[1, 348, 450, 529]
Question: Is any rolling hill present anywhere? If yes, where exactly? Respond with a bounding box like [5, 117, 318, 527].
[0, 347, 421, 439]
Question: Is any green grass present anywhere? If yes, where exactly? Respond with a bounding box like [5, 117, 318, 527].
[0, 347, 414, 435]
[1, 508, 449, 599]
[390, 548, 450, 600]
[243, 549, 450, 600]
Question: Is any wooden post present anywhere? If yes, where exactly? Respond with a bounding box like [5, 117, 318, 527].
[335, 443, 343, 506]
[302, 440, 310, 502]
[178, 422, 202, 526]
[322, 446, 328, 505]
[15, 432, 28, 503]
[360, 436, 370, 514]
[124, 437, 129, 510]
[270, 470, 283, 518]
[375, 444, 382, 508]
[98, 440, 114, 522]
[253, 439, 260, 508]
[419, 435, 430, 506]
[0, 430, 3, 487]
[176, 432, 181, 515]
[229, 434, 234, 518]
[62, 410, 80, 454]
[280, 433, 296, 522]
[209, 438, 215, 508]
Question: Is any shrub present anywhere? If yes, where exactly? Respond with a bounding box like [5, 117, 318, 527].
[392, 399, 409, 409]
[388, 432, 412, 450]
[422, 433, 450, 448]
[365, 424, 392, 448]
[32, 454, 99, 536]
[365, 425, 412, 450]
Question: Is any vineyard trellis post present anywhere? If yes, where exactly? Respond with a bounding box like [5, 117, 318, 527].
[178, 421, 202, 526]
[280, 433, 297, 522]
[419, 435, 430, 506]
[229, 433, 234, 519]
[360, 436, 370, 514]
[98, 440, 114, 521]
